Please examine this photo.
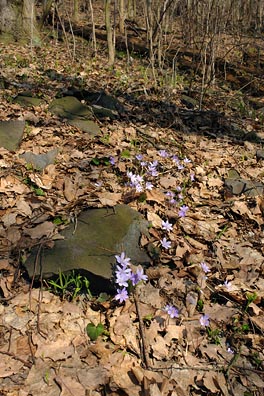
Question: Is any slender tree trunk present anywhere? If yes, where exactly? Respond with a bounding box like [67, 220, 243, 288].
[119, 0, 125, 34]
[105, 0, 115, 65]
[73, 0, 79, 22]
[89, 0, 97, 55]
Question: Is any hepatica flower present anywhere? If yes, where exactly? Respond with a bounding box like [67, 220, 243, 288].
[115, 288, 129, 303]
[164, 304, 179, 319]
[200, 261, 210, 274]
[131, 267, 148, 286]
[178, 205, 189, 218]
[115, 252, 131, 267]
[135, 153, 143, 161]
[114, 252, 148, 303]
[109, 156, 116, 165]
[158, 149, 169, 158]
[200, 314, 210, 327]
[161, 219, 173, 232]
[115, 265, 132, 287]
[145, 181, 154, 191]
[160, 237, 172, 250]
[223, 280, 233, 291]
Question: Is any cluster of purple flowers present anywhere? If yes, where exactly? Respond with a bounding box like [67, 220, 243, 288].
[126, 171, 154, 192]
[114, 252, 148, 303]
[164, 304, 179, 319]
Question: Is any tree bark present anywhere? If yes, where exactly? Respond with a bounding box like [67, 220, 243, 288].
[105, 0, 115, 65]
[0, 0, 40, 44]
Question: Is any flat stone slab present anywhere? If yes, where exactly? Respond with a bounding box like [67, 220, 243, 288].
[25, 205, 150, 291]
[0, 120, 25, 151]
[224, 169, 264, 197]
[68, 119, 101, 136]
[20, 148, 59, 170]
[49, 96, 93, 120]
[14, 94, 45, 107]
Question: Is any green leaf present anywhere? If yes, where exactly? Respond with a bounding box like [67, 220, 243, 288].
[120, 149, 130, 158]
[53, 217, 64, 225]
[86, 323, 105, 341]
[91, 157, 100, 166]
[35, 188, 45, 196]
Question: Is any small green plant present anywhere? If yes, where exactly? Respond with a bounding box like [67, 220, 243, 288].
[197, 299, 204, 312]
[86, 322, 106, 341]
[23, 176, 45, 196]
[120, 149, 131, 159]
[48, 270, 92, 300]
[244, 292, 257, 312]
[90, 156, 111, 166]
[206, 327, 221, 345]
[52, 216, 68, 226]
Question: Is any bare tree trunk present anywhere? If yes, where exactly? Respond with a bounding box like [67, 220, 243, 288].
[119, 0, 125, 34]
[73, 0, 79, 22]
[105, 0, 115, 65]
[89, 0, 97, 55]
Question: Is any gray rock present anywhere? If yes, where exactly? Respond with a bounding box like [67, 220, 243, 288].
[49, 96, 93, 120]
[49, 96, 100, 135]
[20, 148, 58, 170]
[14, 94, 45, 107]
[25, 205, 150, 292]
[0, 120, 25, 151]
[256, 149, 264, 161]
[68, 119, 101, 136]
[224, 168, 264, 197]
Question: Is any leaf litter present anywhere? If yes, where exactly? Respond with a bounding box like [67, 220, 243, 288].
[0, 40, 263, 396]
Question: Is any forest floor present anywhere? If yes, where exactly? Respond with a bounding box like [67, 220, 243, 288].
[0, 30, 264, 396]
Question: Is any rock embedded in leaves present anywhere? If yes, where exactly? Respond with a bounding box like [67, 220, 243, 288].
[25, 204, 150, 292]
[0, 120, 25, 151]
[49, 96, 101, 136]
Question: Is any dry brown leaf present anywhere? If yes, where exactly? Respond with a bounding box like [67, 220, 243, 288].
[55, 375, 85, 396]
[16, 198, 32, 216]
[147, 211, 163, 228]
[64, 176, 77, 201]
[159, 175, 178, 189]
[35, 335, 74, 361]
[0, 352, 24, 378]
[29, 164, 56, 190]
[98, 191, 122, 206]
[24, 221, 55, 239]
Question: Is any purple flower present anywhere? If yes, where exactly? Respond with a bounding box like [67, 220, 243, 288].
[147, 161, 159, 177]
[131, 267, 148, 286]
[160, 237, 172, 250]
[183, 157, 191, 163]
[227, 347, 234, 354]
[135, 183, 143, 193]
[115, 288, 129, 303]
[145, 181, 153, 190]
[115, 252, 131, 267]
[115, 265, 132, 287]
[178, 205, 189, 218]
[200, 314, 210, 327]
[166, 191, 175, 199]
[177, 163, 184, 170]
[109, 156, 116, 165]
[164, 304, 179, 319]
[135, 154, 143, 161]
[200, 262, 210, 273]
[158, 150, 169, 158]
[161, 219, 173, 232]
[190, 172, 195, 182]
[223, 280, 232, 291]
[172, 155, 179, 163]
